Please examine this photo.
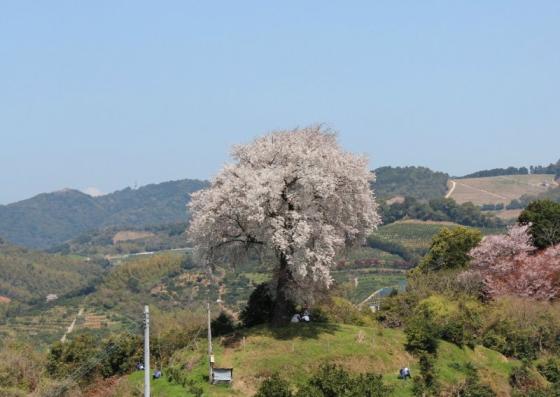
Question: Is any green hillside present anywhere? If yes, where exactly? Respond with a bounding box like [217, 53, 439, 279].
[0, 241, 105, 305]
[374, 166, 449, 201]
[123, 323, 518, 397]
[0, 179, 208, 249]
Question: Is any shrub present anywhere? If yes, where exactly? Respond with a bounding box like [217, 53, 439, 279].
[537, 357, 560, 384]
[211, 312, 235, 337]
[315, 296, 375, 327]
[405, 305, 439, 355]
[240, 283, 275, 327]
[509, 363, 547, 396]
[412, 353, 440, 397]
[254, 373, 293, 397]
[453, 363, 496, 397]
[418, 227, 482, 272]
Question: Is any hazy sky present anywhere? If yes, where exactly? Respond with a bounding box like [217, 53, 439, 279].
[1, 1, 559, 204]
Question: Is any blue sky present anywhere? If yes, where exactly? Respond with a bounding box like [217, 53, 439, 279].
[1, 1, 559, 204]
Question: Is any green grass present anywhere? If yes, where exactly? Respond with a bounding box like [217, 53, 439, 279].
[125, 323, 517, 396]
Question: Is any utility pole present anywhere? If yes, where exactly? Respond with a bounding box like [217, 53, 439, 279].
[144, 305, 150, 397]
[207, 300, 213, 384]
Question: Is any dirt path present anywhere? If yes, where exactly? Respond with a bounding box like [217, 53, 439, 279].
[445, 180, 457, 198]
[61, 307, 84, 342]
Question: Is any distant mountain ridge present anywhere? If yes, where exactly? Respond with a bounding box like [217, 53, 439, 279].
[0, 179, 209, 249]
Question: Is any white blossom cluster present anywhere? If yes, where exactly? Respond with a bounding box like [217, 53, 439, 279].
[188, 126, 380, 303]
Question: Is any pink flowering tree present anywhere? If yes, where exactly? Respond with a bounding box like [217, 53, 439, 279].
[464, 224, 560, 300]
[188, 127, 380, 324]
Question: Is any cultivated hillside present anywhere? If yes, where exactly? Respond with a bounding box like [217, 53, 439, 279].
[0, 179, 208, 249]
[447, 174, 558, 207]
[0, 240, 105, 304]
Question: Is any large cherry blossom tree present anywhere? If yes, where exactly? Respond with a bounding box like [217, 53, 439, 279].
[188, 126, 380, 323]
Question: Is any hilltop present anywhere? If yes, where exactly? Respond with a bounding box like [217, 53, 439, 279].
[0, 179, 208, 249]
[123, 323, 518, 397]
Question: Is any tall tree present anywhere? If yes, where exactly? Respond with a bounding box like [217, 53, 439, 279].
[518, 199, 560, 249]
[188, 127, 380, 324]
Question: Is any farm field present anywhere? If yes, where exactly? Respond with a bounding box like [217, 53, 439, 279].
[447, 174, 557, 206]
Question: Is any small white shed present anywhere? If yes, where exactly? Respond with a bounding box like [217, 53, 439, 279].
[212, 367, 233, 384]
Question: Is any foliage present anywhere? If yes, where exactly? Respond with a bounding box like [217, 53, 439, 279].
[188, 127, 380, 322]
[314, 296, 375, 327]
[47, 332, 141, 384]
[367, 234, 418, 264]
[260, 363, 393, 397]
[411, 353, 440, 396]
[460, 167, 530, 179]
[519, 200, 560, 249]
[453, 363, 496, 397]
[509, 362, 547, 396]
[405, 305, 439, 356]
[0, 242, 104, 304]
[255, 373, 293, 397]
[49, 221, 190, 256]
[0, 339, 44, 394]
[240, 283, 277, 327]
[481, 298, 560, 360]
[0, 178, 207, 249]
[465, 225, 560, 300]
[211, 312, 235, 337]
[418, 227, 482, 272]
[537, 357, 560, 384]
[380, 197, 503, 228]
[373, 166, 449, 201]
[530, 159, 560, 176]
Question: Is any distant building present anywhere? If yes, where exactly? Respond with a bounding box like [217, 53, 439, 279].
[46, 294, 58, 302]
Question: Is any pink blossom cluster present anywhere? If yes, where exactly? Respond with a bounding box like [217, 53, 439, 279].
[464, 224, 560, 300]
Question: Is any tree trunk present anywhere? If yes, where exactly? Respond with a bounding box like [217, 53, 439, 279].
[271, 254, 292, 326]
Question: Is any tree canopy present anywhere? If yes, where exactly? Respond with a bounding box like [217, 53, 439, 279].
[518, 199, 560, 249]
[418, 227, 482, 272]
[188, 126, 380, 323]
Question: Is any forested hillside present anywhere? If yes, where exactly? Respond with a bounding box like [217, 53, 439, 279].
[0, 179, 208, 249]
[373, 166, 449, 200]
[0, 240, 105, 305]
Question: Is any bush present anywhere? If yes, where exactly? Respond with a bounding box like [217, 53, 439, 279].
[211, 312, 235, 337]
[258, 364, 392, 397]
[418, 227, 482, 272]
[537, 357, 560, 384]
[315, 297, 375, 327]
[412, 353, 440, 397]
[481, 298, 560, 360]
[240, 283, 275, 327]
[509, 363, 547, 396]
[453, 363, 496, 397]
[405, 305, 439, 356]
[254, 373, 293, 397]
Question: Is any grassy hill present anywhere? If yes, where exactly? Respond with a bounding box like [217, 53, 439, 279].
[123, 323, 518, 397]
[0, 179, 208, 249]
[447, 174, 557, 207]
